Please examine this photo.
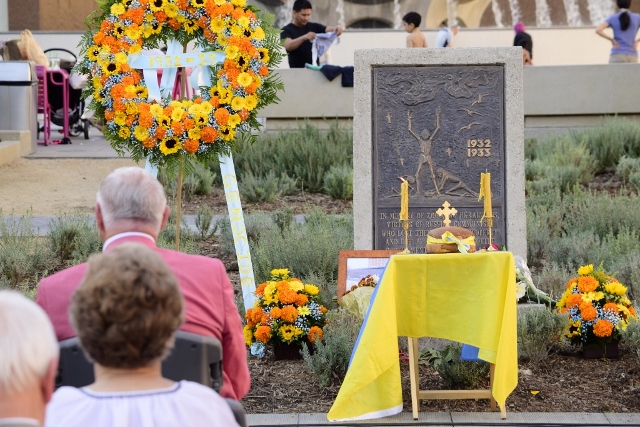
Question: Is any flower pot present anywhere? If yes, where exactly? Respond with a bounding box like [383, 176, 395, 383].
[582, 340, 619, 359]
[273, 341, 314, 360]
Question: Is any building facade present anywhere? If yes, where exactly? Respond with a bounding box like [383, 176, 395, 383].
[5, 0, 636, 31]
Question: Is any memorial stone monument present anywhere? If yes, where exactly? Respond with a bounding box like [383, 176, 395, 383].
[353, 48, 526, 258]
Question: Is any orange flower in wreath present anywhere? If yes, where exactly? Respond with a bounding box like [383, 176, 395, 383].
[577, 276, 599, 293]
[579, 302, 597, 321]
[254, 325, 272, 343]
[566, 293, 583, 308]
[593, 319, 614, 338]
[308, 326, 323, 343]
[280, 305, 298, 323]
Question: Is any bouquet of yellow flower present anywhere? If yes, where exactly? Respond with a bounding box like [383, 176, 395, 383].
[339, 274, 378, 320]
[556, 264, 637, 349]
[244, 269, 327, 358]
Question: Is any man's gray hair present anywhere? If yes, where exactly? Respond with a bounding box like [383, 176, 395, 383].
[0, 291, 58, 393]
[96, 167, 167, 228]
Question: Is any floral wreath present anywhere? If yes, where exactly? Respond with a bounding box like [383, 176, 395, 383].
[77, 0, 282, 168]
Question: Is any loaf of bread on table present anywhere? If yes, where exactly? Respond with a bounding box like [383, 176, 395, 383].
[426, 226, 476, 254]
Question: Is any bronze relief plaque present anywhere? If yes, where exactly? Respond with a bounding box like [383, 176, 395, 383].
[373, 65, 505, 252]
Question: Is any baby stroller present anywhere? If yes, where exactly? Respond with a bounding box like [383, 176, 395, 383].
[41, 48, 90, 141]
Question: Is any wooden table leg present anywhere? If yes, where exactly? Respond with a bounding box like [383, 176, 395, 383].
[407, 337, 420, 420]
[489, 363, 496, 411]
[489, 363, 507, 419]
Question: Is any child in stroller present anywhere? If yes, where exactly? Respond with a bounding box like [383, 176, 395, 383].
[42, 48, 91, 141]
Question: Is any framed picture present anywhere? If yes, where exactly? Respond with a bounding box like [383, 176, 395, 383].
[337, 250, 401, 300]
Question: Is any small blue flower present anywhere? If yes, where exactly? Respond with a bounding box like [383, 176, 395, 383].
[250, 342, 266, 358]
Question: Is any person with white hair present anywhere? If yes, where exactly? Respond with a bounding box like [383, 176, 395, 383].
[35, 166, 250, 401]
[0, 291, 59, 427]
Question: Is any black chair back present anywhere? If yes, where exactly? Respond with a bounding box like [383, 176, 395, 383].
[56, 330, 223, 393]
[162, 330, 223, 392]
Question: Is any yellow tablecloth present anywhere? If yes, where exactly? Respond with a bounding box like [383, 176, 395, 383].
[327, 251, 517, 421]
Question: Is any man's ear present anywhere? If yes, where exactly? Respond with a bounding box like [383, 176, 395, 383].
[160, 206, 171, 231]
[95, 203, 105, 234]
[42, 358, 58, 403]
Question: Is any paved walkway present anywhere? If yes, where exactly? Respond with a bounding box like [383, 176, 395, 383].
[19, 128, 640, 427]
[246, 412, 640, 426]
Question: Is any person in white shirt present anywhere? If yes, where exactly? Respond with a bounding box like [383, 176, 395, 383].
[435, 24, 459, 48]
[45, 244, 240, 427]
[0, 291, 59, 427]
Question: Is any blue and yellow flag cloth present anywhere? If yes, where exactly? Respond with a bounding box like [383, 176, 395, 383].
[327, 251, 517, 421]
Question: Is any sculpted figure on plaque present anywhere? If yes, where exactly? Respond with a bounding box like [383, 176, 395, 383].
[408, 107, 442, 196]
[436, 167, 478, 197]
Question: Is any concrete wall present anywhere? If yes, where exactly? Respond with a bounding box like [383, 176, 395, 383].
[263, 63, 640, 137]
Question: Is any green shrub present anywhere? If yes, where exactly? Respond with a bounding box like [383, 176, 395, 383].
[420, 344, 490, 389]
[217, 212, 279, 258]
[157, 210, 197, 254]
[228, 121, 353, 193]
[323, 164, 353, 200]
[194, 206, 218, 240]
[0, 214, 53, 294]
[517, 307, 568, 365]
[301, 308, 361, 387]
[47, 215, 101, 264]
[616, 156, 640, 193]
[272, 208, 294, 234]
[573, 117, 640, 172]
[302, 271, 338, 311]
[159, 162, 216, 199]
[622, 317, 640, 362]
[239, 171, 281, 203]
[250, 213, 353, 283]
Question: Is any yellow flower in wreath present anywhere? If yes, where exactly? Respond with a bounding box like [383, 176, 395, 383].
[605, 282, 628, 296]
[297, 305, 311, 316]
[244, 95, 258, 111]
[237, 72, 252, 88]
[253, 26, 265, 41]
[187, 127, 201, 140]
[225, 45, 240, 60]
[231, 0, 246, 6]
[114, 112, 127, 126]
[228, 113, 241, 128]
[243, 325, 253, 346]
[304, 284, 319, 296]
[210, 18, 225, 33]
[578, 264, 594, 276]
[118, 127, 131, 138]
[110, 3, 125, 15]
[150, 104, 164, 118]
[160, 137, 182, 155]
[134, 126, 150, 141]
[171, 107, 185, 122]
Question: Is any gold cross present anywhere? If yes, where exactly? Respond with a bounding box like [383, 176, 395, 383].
[436, 201, 457, 227]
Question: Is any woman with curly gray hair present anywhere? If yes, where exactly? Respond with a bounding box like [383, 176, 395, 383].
[45, 243, 239, 427]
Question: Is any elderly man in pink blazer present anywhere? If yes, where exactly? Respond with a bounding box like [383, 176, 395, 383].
[36, 166, 250, 401]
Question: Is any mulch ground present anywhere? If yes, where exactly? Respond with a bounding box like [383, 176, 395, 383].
[188, 187, 640, 415]
[240, 346, 640, 414]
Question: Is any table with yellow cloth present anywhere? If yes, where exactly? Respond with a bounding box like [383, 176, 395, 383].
[327, 251, 517, 421]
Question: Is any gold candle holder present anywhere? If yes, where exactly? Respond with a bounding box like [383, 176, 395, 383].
[401, 219, 411, 254]
[486, 216, 494, 246]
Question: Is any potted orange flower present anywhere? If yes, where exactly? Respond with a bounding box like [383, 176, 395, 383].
[556, 264, 637, 358]
[244, 269, 327, 359]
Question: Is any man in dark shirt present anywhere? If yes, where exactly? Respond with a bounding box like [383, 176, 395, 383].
[281, 0, 343, 68]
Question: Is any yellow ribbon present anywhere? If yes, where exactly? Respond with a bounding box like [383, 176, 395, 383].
[427, 231, 475, 254]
